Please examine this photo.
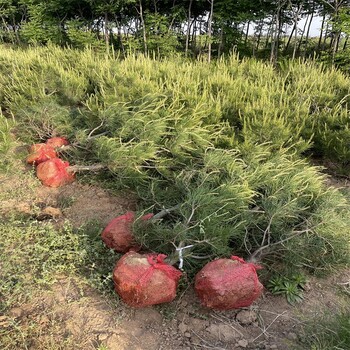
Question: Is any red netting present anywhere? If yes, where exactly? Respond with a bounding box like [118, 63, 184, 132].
[26, 143, 57, 165]
[194, 256, 263, 310]
[101, 211, 154, 253]
[36, 158, 75, 187]
[46, 137, 69, 148]
[113, 252, 182, 308]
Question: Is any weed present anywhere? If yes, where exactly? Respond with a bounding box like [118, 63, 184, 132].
[268, 274, 307, 305]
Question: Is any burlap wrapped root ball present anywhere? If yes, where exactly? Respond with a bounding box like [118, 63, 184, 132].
[36, 158, 75, 187]
[195, 256, 263, 310]
[26, 143, 57, 165]
[46, 137, 69, 148]
[101, 211, 153, 253]
[113, 252, 182, 308]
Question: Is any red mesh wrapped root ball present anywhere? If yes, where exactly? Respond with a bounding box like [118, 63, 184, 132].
[195, 256, 263, 310]
[113, 252, 182, 308]
[101, 212, 154, 253]
[26, 143, 57, 165]
[46, 137, 69, 148]
[36, 158, 75, 187]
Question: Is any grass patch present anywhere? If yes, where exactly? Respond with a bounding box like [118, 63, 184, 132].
[298, 309, 350, 350]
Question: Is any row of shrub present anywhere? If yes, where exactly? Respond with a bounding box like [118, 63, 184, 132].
[0, 45, 349, 277]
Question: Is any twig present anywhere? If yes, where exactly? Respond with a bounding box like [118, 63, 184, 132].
[191, 330, 228, 350]
[211, 313, 244, 337]
[249, 221, 324, 262]
[67, 164, 106, 173]
[151, 204, 181, 221]
[87, 121, 105, 138]
[252, 311, 287, 342]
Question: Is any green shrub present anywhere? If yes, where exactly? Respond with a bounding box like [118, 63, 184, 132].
[0, 46, 349, 277]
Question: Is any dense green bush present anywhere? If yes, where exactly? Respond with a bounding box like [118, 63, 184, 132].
[0, 45, 349, 275]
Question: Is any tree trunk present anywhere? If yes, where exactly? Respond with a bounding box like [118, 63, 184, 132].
[139, 0, 148, 54]
[218, 23, 224, 57]
[322, 21, 329, 51]
[207, 0, 214, 63]
[270, 2, 282, 65]
[292, 5, 302, 59]
[255, 20, 263, 52]
[285, 24, 295, 53]
[343, 35, 348, 50]
[297, 12, 310, 55]
[245, 20, 250, 45]
[115, 16, 126, 57]
[304, 5, 315, 56]
[104, 12, 109, 52]
[332, 31, 341, 63]
[185, 0, 193, 57]
[317, 12, 326, 52]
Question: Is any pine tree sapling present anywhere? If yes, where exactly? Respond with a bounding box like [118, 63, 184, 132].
[36, 158, 75, 187]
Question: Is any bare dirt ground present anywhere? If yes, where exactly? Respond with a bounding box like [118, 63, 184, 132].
[1, 170, 349, 350]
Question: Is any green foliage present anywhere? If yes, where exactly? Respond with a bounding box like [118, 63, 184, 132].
[268, 274, 307, 305]
[0, 46, 349, 277]
[0, 216, 119, 312]
[298, 309, 350, 350]
[0, 112, 15, 171]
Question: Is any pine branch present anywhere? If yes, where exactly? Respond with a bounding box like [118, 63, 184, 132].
[67, 164, 106, 173]
[248, 221, 324, 263]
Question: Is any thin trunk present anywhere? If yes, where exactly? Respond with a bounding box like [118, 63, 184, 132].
[218, 24, 224, 57]
[185, 0, 193, 57]
[343, 35, 348, 50]
[139, 0, 147, 54]
[115, 16, 126, 56]
[332, 32, 341, 62]
[297, 12, 310, 54]
[322, 21, 329, 50]
[104, 12, 109, 51]
[304, 6, 314, 55]
[270, 3, 282, 65]
[207, 0, 214, 63]
[245, 20, 250, 45]
[317, 12, 326, 52]
[292, 5, 302, 59]
[285, 24, 295, 52]
[256, 20, 263, 52]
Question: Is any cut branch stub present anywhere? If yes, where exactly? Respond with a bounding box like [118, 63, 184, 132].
[67, 164, 107, 173]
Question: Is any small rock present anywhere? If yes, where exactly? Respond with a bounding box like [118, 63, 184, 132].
[269, 345, 278, 349]
[236, 310, 258, 325]
[184, 332, 191, 338]
[179, 322, 188, 333]
[237, 339, 249, 348]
